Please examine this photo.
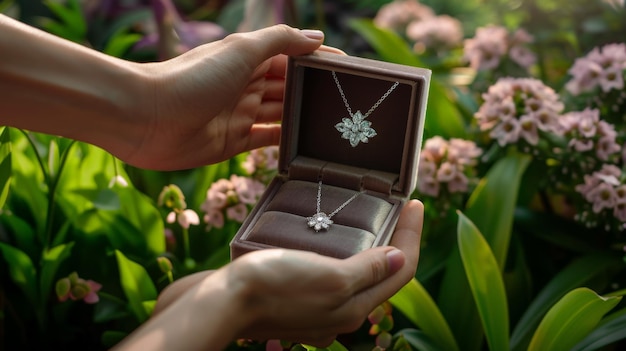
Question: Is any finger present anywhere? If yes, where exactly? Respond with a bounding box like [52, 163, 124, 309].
[256, 102, 283, 123]
[266, 54, 289, 78]
[245, 123, 282, 150]
[347, 200, 424, 310]
[225, 25, 324, 69]
[262, 79, 286, 101]
[390, 199, 424, 268]
[318, 45, 347, 55]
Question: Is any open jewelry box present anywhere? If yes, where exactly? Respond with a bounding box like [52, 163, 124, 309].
[230, 51, 431, 259]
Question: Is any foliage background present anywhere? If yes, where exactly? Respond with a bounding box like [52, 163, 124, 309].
[1, 0, 626, 350]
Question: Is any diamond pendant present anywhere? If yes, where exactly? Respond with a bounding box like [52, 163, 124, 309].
[335, 111, 378, 147]
[307, 212, 333, 232]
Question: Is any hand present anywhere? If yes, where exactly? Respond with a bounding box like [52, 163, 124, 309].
[120, 25, 334, 170]
[150, 199, 423, 349]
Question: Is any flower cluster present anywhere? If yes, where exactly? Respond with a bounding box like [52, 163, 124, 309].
[158, 184, 200, 229]
[475, 77, 564, 150]
[242, 145, 279, 183]
[201, 174, 265, 230]
[374, 0, 434, 32]
[575, 165, 626, 230]
[418, 136, 482, 197]
[565, 43, 626, 95]
[374, 0, 463, 52]
[559, 108, 621, 174]
[463, 26, 536, 71]
[56, 272, 102, 304]
[368, 302, 394, 351]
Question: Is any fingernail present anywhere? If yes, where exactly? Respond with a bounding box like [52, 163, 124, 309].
[301, 29, 324, 40]
[386, 249, 405, 274]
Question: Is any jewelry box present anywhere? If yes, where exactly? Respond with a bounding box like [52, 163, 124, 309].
[230, 51, 431, 259]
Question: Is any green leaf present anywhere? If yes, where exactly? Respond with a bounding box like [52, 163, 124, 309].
[40, 242, 75, 306]
[389, 279, 459, 351]
[301, 340, 348, 351]
[47, 138, 59, 180]
[113, 186, 165, 257]
[438, 153, 530, 351]
[457, 211, 509, 351]
[510, 253, 623, 351]
[0, 127, 12, 209]
[115, 250, 158, 323]
[101, 330, 128, 348]
[43, 0, 86, 40]
[396, 328, 443, 351]
[528, 288, 621, 351]
[348, 18, 423, 66]
[465, 153, 532, 266]
[572, 307, 626, 351]
[0, 243, 38, 307]
[103, 31, 142, 58]
[423, 81, 467, 139]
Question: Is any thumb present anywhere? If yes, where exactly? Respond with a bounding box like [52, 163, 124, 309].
[341, 247, 406, 295]
[224, 24, 324, 64]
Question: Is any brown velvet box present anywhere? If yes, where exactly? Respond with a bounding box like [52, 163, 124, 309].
[230, 51, 431, 260]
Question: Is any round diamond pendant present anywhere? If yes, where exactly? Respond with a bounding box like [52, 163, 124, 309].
[306, 212, 333, 232]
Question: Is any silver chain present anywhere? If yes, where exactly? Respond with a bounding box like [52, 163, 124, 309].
[316, 181, 360, 218]
[332, 71, 399, 119]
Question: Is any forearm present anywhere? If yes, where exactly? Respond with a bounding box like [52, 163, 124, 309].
[0, 14, 148, 157]
[114, 269, 253, 351]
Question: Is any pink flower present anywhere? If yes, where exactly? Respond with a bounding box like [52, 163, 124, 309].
[417, 137, 481, 197]
[226, 203, 248, 223]
[476, 77, 564, 148]
[417, 176, 440, 197]
[374, 0, 435, 31]
[406, 15, 463, 51]
[448, 172, 469, 193]
[490, 117, 521, 146]
[588, 183, 617, 213]
[204, 210, 225, 230]
[519, 115, 539, 145]
[566, 43, 626, 95]
[599, 65, 625, 92]
[56, 272, 102, 304]
[464, 25, 537, 71]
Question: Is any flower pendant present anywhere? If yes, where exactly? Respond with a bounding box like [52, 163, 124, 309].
[307, 212, 333, 232]
[335, 111, 377, 147]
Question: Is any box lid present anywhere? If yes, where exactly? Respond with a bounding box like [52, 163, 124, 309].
[279, 51, 431, 198]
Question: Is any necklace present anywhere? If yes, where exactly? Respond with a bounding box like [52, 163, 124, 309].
[306, 181, 361, 232]
[332, 71, 399, 147]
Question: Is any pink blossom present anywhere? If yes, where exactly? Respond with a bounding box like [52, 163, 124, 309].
[407, 15, 463, 51]
[566, 43, 626, 95]
[599, 65, 625, 92]
[417, 176, 440, 197]
[613, 202, 626, 222]
[436, 162, 458, 182]
[231, 175, 265, 205]
[204, 210, 225, 230]
[490, 118, 521, 146]
[242, 146, 279, 175]
[596, 135, 621, 161]
[374, 0, 435, 31]
[448, 138, 482, 165]
[226, 203, 248, 223]
[519, 115, 539, 145]
[417, 137, 481, 198]
[464, 25, 535, 71]
[167, 209, 200, 229]
[588, 183, 617, 213]
[476, 77, 564, 148]
[56, 272, 102, 304]
[447, 172, 469, 193]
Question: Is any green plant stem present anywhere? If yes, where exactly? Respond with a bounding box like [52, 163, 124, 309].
[181, 227, 195, 270]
